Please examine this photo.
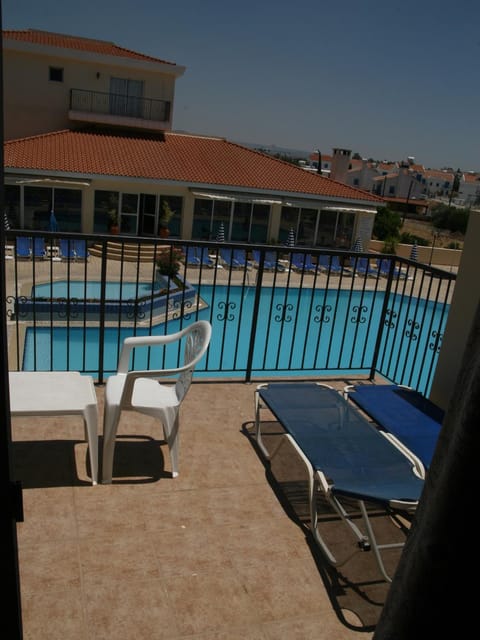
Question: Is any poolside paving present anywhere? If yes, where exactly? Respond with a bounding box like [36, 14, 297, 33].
[11, 379, 410, 639]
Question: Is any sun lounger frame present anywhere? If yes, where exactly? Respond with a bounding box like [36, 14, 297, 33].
[254, 382, 424, 582]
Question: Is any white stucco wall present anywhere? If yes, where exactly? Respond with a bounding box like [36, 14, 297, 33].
[429, 211, 480, 409]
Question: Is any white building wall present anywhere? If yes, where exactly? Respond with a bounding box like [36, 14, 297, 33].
[3, 45, 179, 140]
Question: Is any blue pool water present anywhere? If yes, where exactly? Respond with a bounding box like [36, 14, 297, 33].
[23, 285, 449, 392]
[33, 280, 160, 299]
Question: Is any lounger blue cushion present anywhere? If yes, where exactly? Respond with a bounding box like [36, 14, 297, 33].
[259, 383, 424, 505]
[347, 385, 444, 468]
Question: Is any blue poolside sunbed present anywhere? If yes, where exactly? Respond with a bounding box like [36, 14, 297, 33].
[344, 384, 444, 472]
[74, 240, 90, 261]
[183, 245, 218, 268]
[252, 250, 285, 271]
[290, 253, 316, 273]
[350, 256, 378, 277]
[255, 382, 423, 582]
[59, 238, 76, 260]
[15, 237, 31, 259]
[318, 254, 343, 274]
[220, 248, 251, 268]
[376, 258, 405, 279]
[32, 237, 46, 259]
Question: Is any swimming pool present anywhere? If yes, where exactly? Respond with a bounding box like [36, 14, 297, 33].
[23, 284, 449, 392]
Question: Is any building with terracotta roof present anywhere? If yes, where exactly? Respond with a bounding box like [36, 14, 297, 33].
[3, 29, 382, 246]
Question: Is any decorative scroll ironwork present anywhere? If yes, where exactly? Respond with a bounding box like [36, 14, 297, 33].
[217, 300, 236, 322]
[429, 329, 443, 353]
[125, 298, 147, 320]
[384, 308, 397, 329]
[274, 302, 293, 323]
[313, 303, 331, 324]
[6, 295, 17, 320]
[56, 297, 82, 320]
[167, 298, 194, 320]
[405, 318, 420, 341]
[351, 304, 368, 324]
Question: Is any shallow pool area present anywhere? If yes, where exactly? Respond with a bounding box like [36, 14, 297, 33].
[32, 280, 157, 300]
[16, 275, 196, 322]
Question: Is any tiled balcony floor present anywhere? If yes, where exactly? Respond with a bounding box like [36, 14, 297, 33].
[12, 379, 402, 639]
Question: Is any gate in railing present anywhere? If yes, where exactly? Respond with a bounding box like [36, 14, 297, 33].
[5, 233, 456, 396]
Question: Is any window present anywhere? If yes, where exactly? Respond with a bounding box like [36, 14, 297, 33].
[49, 67, 63, 82]
[192, 197, 269, 243]
[94, 190, 119, 233]
[110, 77, 144, 117]
[24, 186, 81, 232]
[159, 196, 183, 237]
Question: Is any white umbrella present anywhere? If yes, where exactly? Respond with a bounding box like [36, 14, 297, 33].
[285, 227, 296, 248]
[410, 243, 418, 261]
[353, 237, 363, 252]
[216, 222, 225, 242]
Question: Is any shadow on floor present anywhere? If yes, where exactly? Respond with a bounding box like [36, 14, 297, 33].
[242, 419, 403, 632]
[13, 435, 169, 488]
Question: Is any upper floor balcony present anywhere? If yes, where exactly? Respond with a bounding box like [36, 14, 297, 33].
[69, 89, 172, 132]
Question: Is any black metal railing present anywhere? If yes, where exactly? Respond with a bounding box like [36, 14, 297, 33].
[70, 89, 171, 123]
[4, 232, 456, 396]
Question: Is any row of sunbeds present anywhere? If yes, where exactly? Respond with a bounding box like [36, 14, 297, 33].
[182, 245, 408, 278]
[12, 237, 89, 261]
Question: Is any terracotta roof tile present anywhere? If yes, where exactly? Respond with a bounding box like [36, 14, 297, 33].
[2, 29, 178, 67]
[4, 129, 383, 203]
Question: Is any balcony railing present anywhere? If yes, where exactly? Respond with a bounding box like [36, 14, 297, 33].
[69, 89, 171, 124]
[4, 233, 456, 397]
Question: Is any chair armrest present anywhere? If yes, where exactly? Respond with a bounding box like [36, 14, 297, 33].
[117, 334, 187, 372]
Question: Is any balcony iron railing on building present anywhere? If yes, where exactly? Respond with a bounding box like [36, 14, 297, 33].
[4, 234, 456, 397]
[69, 89, 171, 123]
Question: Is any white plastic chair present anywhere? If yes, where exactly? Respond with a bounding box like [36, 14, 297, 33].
[101, 320, 212, 483]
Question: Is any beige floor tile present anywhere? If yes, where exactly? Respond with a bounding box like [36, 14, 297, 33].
[165, 569, 257, 637]
[21, 586, 87, 640]
[83, 579, 178, 640]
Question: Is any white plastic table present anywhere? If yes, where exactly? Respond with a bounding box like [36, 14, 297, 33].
[9, 371, 98, 485]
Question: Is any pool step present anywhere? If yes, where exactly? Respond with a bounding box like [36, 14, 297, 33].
[88, 241, 170, 263]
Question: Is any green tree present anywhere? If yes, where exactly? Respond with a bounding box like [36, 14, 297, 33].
[373, 207, 402, 240]
[431, 204, 469, 234]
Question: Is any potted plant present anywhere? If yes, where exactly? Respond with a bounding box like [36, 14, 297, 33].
[158, 200, 174, 238]
[108, 207, 119, 234]
[156, 247, 183, 279]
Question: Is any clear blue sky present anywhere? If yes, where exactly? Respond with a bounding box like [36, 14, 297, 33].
[2, 0, 479, 171]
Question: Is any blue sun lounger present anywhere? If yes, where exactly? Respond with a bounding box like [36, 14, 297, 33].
[255, 382, 424, 582]
[344, 384, 444, 473]
[291, 253, 317, 273]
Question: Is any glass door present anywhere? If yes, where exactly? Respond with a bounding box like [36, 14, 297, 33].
[119, 193, 139, 235]
[139, 194, 156, 235]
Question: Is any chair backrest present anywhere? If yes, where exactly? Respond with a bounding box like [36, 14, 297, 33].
[16, 237, 31, 257]
[118, 320, 212, 408]
[292, 252, 313, 267]
[74, 239, 89, 258]
[233, 249, 247, 264]
[196, 246, 212, 265]
[33, 237, 45, 257]
[59, 239, 75, 259]
[220, 248, 233, 264]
